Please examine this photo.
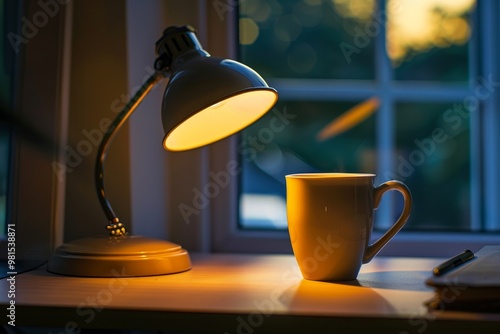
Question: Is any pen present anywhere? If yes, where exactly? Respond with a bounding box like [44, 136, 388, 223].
[433, 249, 475, 276]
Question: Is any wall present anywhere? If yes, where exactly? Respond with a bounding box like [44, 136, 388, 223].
[62, 0, 235, 252]
[63, 0, 131, 241]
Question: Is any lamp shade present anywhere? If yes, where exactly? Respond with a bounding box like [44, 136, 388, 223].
[159, 29, 278, 151]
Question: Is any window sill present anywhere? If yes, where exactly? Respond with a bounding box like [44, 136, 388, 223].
[214, 225, 499, 257]
[374, 231, 500, 258]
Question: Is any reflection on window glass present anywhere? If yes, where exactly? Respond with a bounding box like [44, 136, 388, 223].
[240, 99, 377, 229]
[394, 102, 470, 230]
[1, 0, 13, 235]
[0, 128, 7, 235]
[238, 0, 478, 232]
[239, 0, 376, 80]
[387, 0, 475, 81]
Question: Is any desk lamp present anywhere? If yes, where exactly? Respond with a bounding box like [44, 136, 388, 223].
[47, 26, 278, 277]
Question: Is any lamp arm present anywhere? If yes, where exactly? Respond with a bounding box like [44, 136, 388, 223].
[95, 71, 166, 236]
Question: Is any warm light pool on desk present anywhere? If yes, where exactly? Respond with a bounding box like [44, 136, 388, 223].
[47, 25, 278, 278]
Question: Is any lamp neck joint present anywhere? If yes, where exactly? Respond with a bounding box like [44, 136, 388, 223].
[154, 25, 208, 72]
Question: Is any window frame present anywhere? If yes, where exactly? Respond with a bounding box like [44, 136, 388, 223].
[0, 0, 71, 262]
[208, 0, 500, 257]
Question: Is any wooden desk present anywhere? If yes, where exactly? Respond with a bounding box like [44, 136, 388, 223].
[1, 254, 499, 333]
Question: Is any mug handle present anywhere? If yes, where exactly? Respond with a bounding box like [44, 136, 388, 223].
[362, 180, 412, 264]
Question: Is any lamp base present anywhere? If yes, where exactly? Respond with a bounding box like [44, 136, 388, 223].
[47, 235, 191, 277]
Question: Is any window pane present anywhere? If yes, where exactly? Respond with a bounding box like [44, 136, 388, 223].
[0, 128, 7, 234]
[237, 0, 481, 234]
[388, 0, 476, 82]
[394, 102, 470, 230]
[239, 99, 377, 229]
[0, 0, 13, 235]
[239, 0, 376, 80]
[0, 0, 10, 237]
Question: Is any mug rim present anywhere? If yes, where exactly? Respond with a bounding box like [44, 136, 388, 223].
[286, 173, 375, 179]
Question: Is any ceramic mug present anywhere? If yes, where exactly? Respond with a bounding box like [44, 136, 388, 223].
[285, 173, 412, 281]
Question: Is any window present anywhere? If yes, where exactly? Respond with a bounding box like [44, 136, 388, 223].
[0, 128, 7, 236]
[237, 0, 500, 238]
[0, 0, 70, 266]
[0, 0, 17, 237]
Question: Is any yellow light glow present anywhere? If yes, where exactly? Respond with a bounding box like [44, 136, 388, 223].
[239, 18, 259, 45]
[332, 0, 375, 21]
[333, 0, 475, 63]
[164, 90, 278, 151]
[317, 97, 379, 141]
[387, 0, 475, 62]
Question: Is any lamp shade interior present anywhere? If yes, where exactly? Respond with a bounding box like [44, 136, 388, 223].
[163, 89, 278, 151]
